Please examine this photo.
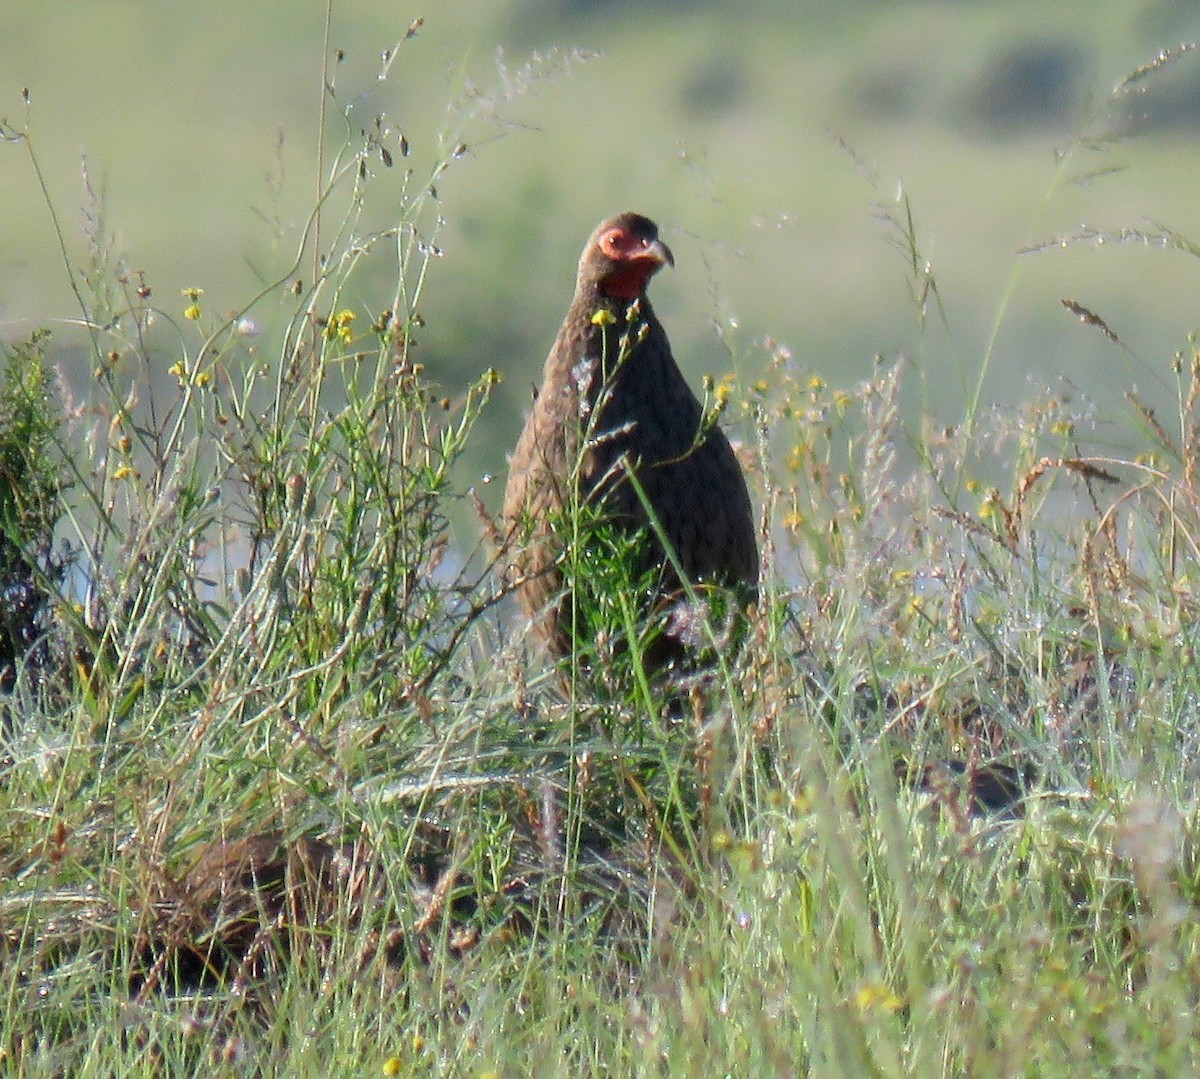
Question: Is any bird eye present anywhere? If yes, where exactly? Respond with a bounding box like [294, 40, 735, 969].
[600, 227, 654, 258]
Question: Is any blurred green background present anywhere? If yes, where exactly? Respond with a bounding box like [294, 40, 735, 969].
[2, 0, 1199, 505]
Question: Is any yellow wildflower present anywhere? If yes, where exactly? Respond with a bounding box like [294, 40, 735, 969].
[182, 287, 203, 321]
[325, 309, 358, 343]
[854, 982, 902, 1013]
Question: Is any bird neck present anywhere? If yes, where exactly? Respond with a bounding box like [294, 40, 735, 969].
[599, 266, 654, 301]
[574, 282, 653, 329]
[542, 288, 659, 392]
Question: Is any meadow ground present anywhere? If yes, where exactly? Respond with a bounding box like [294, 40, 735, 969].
[4, 9, 1200, 1077]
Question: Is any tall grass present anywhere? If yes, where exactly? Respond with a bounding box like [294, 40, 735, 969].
[3, 17, 1200, 1077]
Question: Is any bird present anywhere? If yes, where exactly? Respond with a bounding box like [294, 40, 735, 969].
[502, 211, 758, 669]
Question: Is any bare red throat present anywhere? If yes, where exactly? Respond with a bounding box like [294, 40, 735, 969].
[601, 264, 657, 300]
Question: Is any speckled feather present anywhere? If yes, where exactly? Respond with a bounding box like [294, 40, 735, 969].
[503, 212, 758, 660]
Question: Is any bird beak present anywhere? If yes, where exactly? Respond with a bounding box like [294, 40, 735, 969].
[636, 237, 674, 268]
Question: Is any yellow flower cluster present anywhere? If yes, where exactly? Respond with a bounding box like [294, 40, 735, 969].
[854, 982, 903, 1013]
[326, 309, 357, 343]
[181, 287, 203, 321]
[712, 373, 736, 407]
[167, 360, 212, 389]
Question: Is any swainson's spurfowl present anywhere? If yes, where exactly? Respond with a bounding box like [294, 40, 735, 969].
[502, 212, 758, 667]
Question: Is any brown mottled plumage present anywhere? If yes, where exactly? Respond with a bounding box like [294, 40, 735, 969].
[503, 212, 758, 664]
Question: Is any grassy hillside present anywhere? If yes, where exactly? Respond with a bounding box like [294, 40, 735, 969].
[4, 1, 1200, 500]
[3, 4, 1200, 1074]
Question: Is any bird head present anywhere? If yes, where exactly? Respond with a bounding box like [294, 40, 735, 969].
[581, 212, 674, 302]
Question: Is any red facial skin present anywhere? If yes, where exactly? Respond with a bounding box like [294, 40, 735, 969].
[597, 226, 675, 300]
